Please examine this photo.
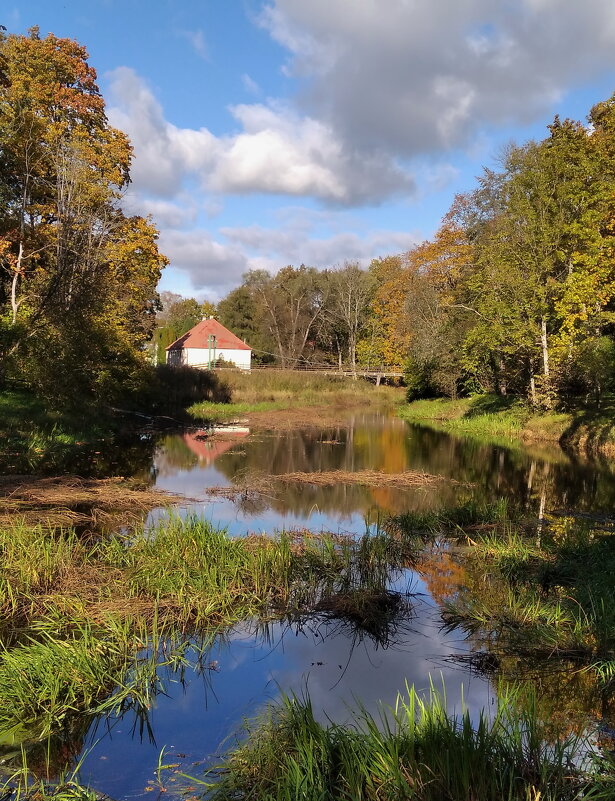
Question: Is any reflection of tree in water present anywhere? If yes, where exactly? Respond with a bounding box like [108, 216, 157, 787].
[214, 418, 465, 517]
[155, 418, 615, 518]
[419, 547, 468, 606]
[0, 431, 159, 482]
[154, 433, 199, 475]
[404, 424, 615, 515]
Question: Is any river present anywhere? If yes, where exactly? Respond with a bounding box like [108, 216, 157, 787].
[29, 411, 615, 797]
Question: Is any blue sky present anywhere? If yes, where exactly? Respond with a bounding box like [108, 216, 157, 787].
[6, 1, 615, 301]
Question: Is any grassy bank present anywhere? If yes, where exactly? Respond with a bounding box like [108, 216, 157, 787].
[0, 367, 231, 474]
[189, 369, 403, 425]
[399, 394, 615, 453]
[443, 516, 615, 676]
[0, 516, 417, 745]
[206, 688, 613, 801]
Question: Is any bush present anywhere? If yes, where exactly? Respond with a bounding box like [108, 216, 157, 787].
[403, 356, 437, 402]
[560, 336, 615, 403]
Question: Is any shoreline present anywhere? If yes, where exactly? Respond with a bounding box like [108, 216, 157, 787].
[398, 395, 615, 457]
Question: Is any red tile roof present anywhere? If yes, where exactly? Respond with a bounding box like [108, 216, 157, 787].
[166, 318, 251, 351]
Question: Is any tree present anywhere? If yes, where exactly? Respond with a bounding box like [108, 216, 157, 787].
[0, 28, 166, 400]
[246, 266, 328, 367]
[326, 262, 372, 371]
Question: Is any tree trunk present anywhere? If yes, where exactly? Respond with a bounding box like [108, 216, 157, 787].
[540, 317, 550, 378]
[529, 357, 537, 407]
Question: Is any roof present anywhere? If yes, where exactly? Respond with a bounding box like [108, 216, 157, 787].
[166, 318, 251, 351]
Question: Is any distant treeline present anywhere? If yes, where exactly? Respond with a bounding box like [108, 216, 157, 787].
[165, 90, 615, 408]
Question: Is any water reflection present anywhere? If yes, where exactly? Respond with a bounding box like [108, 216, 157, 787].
[153, 414, 615, 531]
[72, 580, 489, 800]
[7, 413, 615, 799]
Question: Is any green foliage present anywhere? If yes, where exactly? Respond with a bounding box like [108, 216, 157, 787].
[403, 355, 436, 401]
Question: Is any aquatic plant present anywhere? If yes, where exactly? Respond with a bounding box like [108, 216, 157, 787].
[442, 519, 615, 676]
[206, 685, 615, 800]
[0, 517, 418, 746]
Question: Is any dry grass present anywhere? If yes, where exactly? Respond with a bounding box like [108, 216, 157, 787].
[0, 475, 179, 529]
[276, 469, 455, 488]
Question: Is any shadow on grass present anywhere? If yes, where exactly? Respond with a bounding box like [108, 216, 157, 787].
[559, 396, 615, 454]
[463, 394, 522, 418]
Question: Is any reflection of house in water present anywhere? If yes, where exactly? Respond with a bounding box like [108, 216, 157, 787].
[183, 427, 250, 466]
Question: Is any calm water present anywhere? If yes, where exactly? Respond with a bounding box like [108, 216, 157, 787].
[30, 414, 615, 796]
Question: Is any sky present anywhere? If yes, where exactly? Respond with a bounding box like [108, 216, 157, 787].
[6, 1, 615, 301]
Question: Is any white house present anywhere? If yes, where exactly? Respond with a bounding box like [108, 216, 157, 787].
[166, 318, 252, 370]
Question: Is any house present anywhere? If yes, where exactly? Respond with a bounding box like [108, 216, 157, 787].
[166, 318, 252, 370]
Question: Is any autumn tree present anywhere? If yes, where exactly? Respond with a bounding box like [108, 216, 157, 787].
[246, 266, 328, 367]
[325, 262, 373, 371]
[0, 28, 166, 400]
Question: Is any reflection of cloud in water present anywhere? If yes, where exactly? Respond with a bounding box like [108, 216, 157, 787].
[79, 597, 491, 799]
[262, 600, 492, 725]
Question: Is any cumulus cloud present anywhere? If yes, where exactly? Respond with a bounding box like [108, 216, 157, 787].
[107, 68, 413, 205]
[260, 0, 615, 155]
[222, 215, 420, 271]
[158, 230, 249, 297]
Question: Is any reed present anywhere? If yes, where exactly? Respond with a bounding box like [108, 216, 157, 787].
[0, 517, 418, 746]
[387, 498, 514, 539]
[207, 685, 614, 800]
[442, 518, 615, 671]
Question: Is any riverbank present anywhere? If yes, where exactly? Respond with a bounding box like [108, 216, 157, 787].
[189, 369, 403, 428]
[399, 394, 615, 454]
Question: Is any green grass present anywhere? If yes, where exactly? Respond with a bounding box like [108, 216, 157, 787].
[0, 517, 419, 746]
[399, 395, 528, 438]
[399, 393, 615, 452]
[205, 686, 614, 800]
[189, 369, 403, 422]
[442, 517, 615, 672]
[189, 399, 285, 421]
[0, 390, 106, 473]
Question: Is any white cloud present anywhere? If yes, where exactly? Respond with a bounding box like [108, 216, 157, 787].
[155, 213, 420, 298]
[221, 219, 420, 271]
[123, 194, 198, 228]
[106, 67, 414, 205]
[260, 0, 615, 155]
[158, 230, 249, 298]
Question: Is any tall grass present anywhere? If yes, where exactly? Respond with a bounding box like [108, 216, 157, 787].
[387, 498, 515, 539]
[0, 517, 419, 745]
[442, 518, 615, 672]
[189, 369, 402, 422]
[207, 685, 614, 800]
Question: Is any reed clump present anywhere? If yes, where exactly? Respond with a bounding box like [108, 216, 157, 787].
[277, 468, 456, 488]
[386, 498, 515, 539]
[207, 686, 614, 800]
[0, 517, 419, 745]
[0, 475, 177, 529]
[441, 516, 615, 678]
